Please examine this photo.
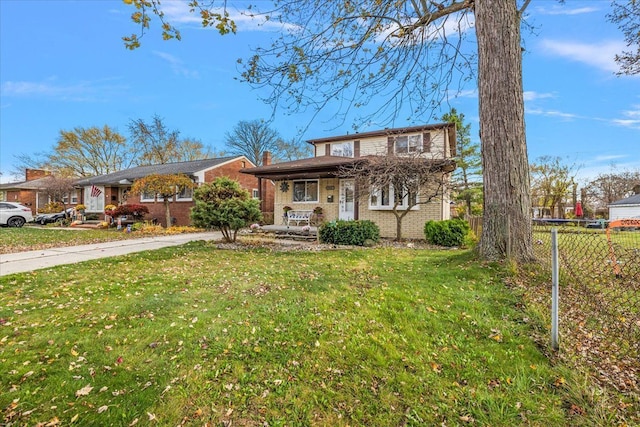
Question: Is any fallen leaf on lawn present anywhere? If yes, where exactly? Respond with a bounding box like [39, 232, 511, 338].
[147, 412, 156, 421]
[75, 384, 93, 397]
[129, 418, 139, 426]
[97, 405, 108, 413]
[70, 414, 79, 423]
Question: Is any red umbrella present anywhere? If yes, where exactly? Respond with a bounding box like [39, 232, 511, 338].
[575, 201, 583, 218]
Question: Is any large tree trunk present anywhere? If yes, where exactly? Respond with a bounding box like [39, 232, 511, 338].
[475, 0, 534, 261]
[164, 199, 172, 228]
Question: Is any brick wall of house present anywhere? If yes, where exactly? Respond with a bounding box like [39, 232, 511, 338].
[360, 201, 443, 240]
[121, 158, 276, 227]
[205, 158, 275, 214]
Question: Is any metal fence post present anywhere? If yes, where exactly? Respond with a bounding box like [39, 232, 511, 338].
[551, 228, 559, 351]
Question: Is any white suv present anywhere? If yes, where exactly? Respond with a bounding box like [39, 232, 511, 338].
[0, 202, 34, 227]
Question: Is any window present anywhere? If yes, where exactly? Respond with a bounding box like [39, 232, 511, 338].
[331, 142, 354, 157]
[293, 180, 318, 202]
[62, 190, 79, 204]
[176, 186, 193, 201]
[395, 135, 422, 154]
[140, 191, 156, 202]
[369, 184, 418, 210]
[252, 189, 259, 199]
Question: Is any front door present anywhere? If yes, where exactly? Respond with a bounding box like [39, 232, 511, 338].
[339, 179, 355, 221]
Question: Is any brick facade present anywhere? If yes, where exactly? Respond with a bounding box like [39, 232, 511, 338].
[121, 158, 274, 227]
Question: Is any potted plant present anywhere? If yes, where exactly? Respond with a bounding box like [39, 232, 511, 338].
[313, 206, 324, 224]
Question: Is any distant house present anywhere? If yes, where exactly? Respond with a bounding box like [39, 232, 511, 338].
[0, 169, 80, 214]
[242, 124, 457, 239]
[608, 185, 640, 220]
[74, 156, 274, 227]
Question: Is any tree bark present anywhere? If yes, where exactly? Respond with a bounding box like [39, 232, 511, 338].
[164, 199, 172, 228]
[475, 0, 534, 261]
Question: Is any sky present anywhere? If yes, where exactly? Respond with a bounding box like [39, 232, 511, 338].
[1, 0, 638, 184]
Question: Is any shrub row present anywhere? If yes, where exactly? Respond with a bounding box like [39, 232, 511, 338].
[319, 220, 380, 246]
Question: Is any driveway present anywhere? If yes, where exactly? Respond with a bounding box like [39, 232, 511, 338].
[0, 231, 223, 276]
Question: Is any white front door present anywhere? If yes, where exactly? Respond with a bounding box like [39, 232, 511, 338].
[339, 179, 355, 221]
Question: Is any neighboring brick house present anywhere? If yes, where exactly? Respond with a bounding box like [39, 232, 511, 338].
[0, 169, 81, 214]
[74, 156, 274, 227]
[242, 124, 457, 239]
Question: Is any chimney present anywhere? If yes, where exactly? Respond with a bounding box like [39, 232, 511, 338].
[25, 169, 50, 181]
[262, 151, 272, 166]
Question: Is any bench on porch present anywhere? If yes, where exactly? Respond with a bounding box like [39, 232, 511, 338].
[285, 210, 313, 226]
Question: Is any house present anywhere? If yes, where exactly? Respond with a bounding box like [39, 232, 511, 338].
[242, 124, 457, 239]
[608, 185, 640, 220]
[74, 156, 274, 227]
[0, 169, 81, 214]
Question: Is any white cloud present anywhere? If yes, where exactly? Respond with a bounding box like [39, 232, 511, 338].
[534, 6, 599, 16]
[527, 108, 581, 120]
[152, 51, 199, 78]
[539, 39, 624, 73]
[0, 78, 125, 101]
[524, 91, 555, 102]
[157, 0, 291, 32]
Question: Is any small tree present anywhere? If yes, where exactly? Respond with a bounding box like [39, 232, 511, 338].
[340, 153, 452, 241]
[131, 173, 196, 227]
[39, 175, 78, 219]
[191, 177, 262, 242]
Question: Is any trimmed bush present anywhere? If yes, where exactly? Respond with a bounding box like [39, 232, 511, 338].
[424, 219, 471, 247]
[112, 204, 150, 220]
[319, 220, 380, 246]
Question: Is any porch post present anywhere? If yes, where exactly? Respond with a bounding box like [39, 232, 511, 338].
[258, 177, 263, 212]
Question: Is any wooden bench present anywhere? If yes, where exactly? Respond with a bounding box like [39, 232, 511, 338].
[286, 210, 313, 226]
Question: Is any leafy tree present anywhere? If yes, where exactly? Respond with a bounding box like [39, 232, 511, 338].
[129, 115, 211, 165]
[224, 120, 281, 166]
[130, 173, 196, 227]
[441, 108, 482, 216]
[339, 152, 452, 241]
[50, 125, 133, 177]
[586, 168, 640, 212]
[124, 0, 537, 261]
[191, 177, 262, 242]
[608, 0, 640, 75]
[111, 203, 149, 220]
[530, 156, 580, 219]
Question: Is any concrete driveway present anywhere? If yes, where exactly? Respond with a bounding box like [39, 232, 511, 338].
[0, 231, 223, 276]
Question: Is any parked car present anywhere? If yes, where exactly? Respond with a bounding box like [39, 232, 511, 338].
[35, 208, 74, 225]
[0, 202, 34, 227]
[585, 220, 608, 229]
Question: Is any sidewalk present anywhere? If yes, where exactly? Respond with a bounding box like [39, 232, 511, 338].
[0, 231, 223, 276]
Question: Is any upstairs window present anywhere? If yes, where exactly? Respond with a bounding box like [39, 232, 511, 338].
[389, 133, 431, 154]
[331, 142, 354, 157]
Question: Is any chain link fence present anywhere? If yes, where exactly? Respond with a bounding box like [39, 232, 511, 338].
[530, 220, 639, 393]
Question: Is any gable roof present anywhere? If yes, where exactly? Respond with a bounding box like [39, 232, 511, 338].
[609, 193, 640, 207]
[74, 157, 247, 186]
[0, 176, 58, 191]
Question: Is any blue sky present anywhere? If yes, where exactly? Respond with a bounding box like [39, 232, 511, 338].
[1, 0, 638, 184]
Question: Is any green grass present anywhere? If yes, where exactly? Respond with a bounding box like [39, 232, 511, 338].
[0, 242, 622, 426]
[0, 226, 199, 254]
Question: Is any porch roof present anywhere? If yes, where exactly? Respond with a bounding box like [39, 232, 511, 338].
[241, 155, 456, 180]
[240, 156, 362, 180]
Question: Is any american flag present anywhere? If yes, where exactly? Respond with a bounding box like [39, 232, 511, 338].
[90, 185, 102, 198]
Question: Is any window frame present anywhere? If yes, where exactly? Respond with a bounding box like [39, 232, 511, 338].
[331, 141, 354, 157]
[292, 180, 319, 203]
[394, 134, 423, 154]
[369, 183, 419, 211]
[176, 185, 193, 201]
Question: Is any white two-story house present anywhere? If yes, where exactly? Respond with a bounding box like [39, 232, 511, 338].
[242, 123, 457, 239]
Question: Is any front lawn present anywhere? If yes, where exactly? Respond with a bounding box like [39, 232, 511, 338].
[0, 243, 620, 426]
[0, 226, 202, 254]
